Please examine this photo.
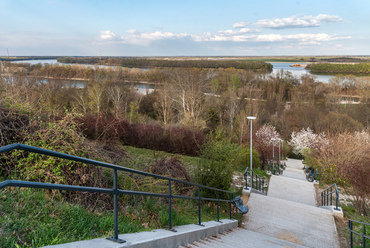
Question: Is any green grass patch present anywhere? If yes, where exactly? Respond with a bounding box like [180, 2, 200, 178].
[336, 206, 370, 248]
[0, 187, 146, 247]
[0, 186, 235, 247]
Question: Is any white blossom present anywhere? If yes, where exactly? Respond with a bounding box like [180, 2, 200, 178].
[288, 127, 327, 155]
[256, 124, 281, 145]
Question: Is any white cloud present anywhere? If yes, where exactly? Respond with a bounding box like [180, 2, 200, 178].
[192, 33, 350, 43]
[126, 29, 138, 34]
[217, 28, 261, 35]
[255, 14, 342, 29]
[233, 21, 250, 28]
[100, 30, 116, 40]
[97, 24, 350, 48]
[315, 14, 343, 23]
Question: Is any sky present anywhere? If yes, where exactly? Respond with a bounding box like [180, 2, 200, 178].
[1, 0, 369, 56]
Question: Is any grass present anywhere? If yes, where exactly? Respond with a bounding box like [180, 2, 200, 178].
[0, 145, 242, 248]
[335, 205, 370, 248]
[0, 185, 234, 247]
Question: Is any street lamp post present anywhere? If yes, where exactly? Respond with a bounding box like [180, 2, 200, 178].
[247, 116, 256, 189]
[271, 138, 276, 168]
[280, 139, 284, 161]
[278, 138, 281, 165]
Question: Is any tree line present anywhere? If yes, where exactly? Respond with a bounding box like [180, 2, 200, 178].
[2, 63, 369, 144]
[57, 57, 273, 71]
[307, 62, 370, 74]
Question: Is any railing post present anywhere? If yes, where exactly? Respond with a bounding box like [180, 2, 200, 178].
[196, 186, 204, 226]
[262, 179, 265, 194]
[349, 220, 353, 248]
[330, 187, 332, 206]
[245, 171, 248, 190]
[168, 179, 176, 232]
[251, 171, 253, 189]
[335, 190, 339, 210]
[323, 191, 326, 206]
[216, 190, 220, 222]
[322, 191, 324, 206]
[229, 192, 233, 219]
[107, 169, 125, 243]
[326, 190, 329, 206]
[363, 223, 366, 248]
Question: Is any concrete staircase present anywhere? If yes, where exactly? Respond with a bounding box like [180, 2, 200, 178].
[183, 158, 340, 248]
[246, 193, 338, 247]
[180, 228, 306, 248]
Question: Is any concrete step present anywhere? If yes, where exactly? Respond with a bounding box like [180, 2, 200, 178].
[182, 228, 307, 248]
[246, 193, 339, 248]
[42, 219, 238, 248]
[268, 175, 317, 206]
[251, 188, 266, 195]
[281, 169, 307, 181]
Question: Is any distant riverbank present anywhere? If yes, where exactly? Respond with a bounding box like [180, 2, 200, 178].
[9, 59, 369, 83]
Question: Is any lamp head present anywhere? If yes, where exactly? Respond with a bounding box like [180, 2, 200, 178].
[247, 116, 256, 120]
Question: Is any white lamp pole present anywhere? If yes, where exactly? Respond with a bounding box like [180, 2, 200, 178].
[247, 116, 256, 189]
[281, 139, 284, 161]
[271, 138, 276, 167]
[278, 138, 281, 164]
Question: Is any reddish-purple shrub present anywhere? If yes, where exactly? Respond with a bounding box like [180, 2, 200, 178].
[77, 114, 206, 156]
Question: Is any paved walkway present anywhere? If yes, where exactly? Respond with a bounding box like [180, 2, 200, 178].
[183, 158, 340, 248]
[244, 158, 339, 247]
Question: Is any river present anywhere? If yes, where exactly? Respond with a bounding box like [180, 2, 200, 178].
[11, 59, 357, 83]
[269, 62, 335, 82]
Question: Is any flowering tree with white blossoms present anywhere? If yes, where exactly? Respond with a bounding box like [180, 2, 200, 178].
[288, 127, 327, 156]
[254, 124, 281, 169]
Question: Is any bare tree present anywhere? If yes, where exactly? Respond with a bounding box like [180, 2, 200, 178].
[171, 68, 209, 127]
[106, 83, 125, 118]
[153, 81, 175, 126]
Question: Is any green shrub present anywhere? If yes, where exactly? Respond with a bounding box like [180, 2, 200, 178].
[195, 159, 233, 199]
[199, 139, 260, 171]
[3, 114, 103, 186]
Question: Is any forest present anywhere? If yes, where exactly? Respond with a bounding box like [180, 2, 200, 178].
[307, 62, 370, 74]
[57, 57, 273, 71]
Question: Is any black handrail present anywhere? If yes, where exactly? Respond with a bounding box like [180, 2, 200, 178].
[267, 161, 281, 175]
[0, 143, 233, 243]
[348, 219, 369, 248]
[321, 183, 339, 211]
[244, 167, 265, 194]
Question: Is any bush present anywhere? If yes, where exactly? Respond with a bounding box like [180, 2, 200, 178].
[77, 114, 206, 156]
[309, 132, 370, 215]
[195, 159, 232, 199]
[1, 114, 114, 207]
[148, 155, 191, 194]
[195, 139, 235, 199]
[201, 139, 259, 171]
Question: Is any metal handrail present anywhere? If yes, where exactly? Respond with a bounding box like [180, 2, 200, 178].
[0, 143, 234, 243]
[348, 219, 369, 248]
[244, 167, 265, 194]
[321, 183, 339, 211]
[267, 161, 281, 175]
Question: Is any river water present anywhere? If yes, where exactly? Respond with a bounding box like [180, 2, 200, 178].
[11, 59, 353, 83]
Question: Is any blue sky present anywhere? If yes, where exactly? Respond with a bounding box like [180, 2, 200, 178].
[1, 0, 369, 56]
